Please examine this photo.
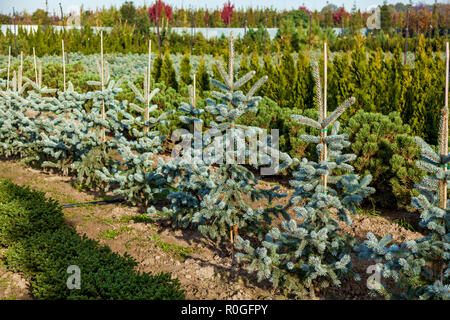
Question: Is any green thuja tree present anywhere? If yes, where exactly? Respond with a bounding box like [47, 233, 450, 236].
[151, 54, 163, 84]
[179, 52, 192, 87]
[356, 106, 450, 300]
[196, 57, 210, 92]
[160, 50, 178, 91]
[344, 111, 424, 210]
[235, 62, 376, 298]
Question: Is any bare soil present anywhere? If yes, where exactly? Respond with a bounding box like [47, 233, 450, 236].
[0, 159, 424, 300]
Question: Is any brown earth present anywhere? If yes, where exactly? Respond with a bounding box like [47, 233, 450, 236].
[0, 159, 424, 300]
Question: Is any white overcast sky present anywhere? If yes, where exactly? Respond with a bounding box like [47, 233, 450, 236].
[0, 0, 441, 15]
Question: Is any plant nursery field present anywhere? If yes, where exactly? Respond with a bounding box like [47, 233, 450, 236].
[0, 21, 448, 301]
[0, 160, 423, 300]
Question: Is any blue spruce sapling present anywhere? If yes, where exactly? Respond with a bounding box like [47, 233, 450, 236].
[192, 33, 292, 262]
[355, 43, 449, 300]
[235, 60, 375, 298]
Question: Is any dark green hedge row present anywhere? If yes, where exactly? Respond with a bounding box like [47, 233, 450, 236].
[0, 179, 185, 300]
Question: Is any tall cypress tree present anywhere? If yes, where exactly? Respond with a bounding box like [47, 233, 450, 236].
[196, 57, 210, 92]
[160, 50, 178, 91]
[180, 51, 192, 87]
[151, 54, 163, 84]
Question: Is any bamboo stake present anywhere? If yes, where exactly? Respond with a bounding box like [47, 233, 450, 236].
[144, 39, 151, 134]
[100, 31, 104, 93]
[442, 43, 449, 210]
[33, 47, 38, 87]
[18, 51, 22, 92]
[323, 43, 328, 193]
[6, 46, 10, 91]
[38, 60, 42, 89]
[446, 42, 449, 111]
[441, 43, 449, 210]
[193, 73, 196, 108]
[230, 227, 234, 244]
[62, 40, 66, 91]
[438, 42, 449, 282]
[100, 31, 106, 142]
[229, 32, 234, 90]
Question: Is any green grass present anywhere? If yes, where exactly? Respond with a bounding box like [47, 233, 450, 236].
[356, 201, 381, 217]
[120, 214, 154, 224]
[125, 236, 148, 248]
[99, 226, 132, 240]
[393, 218, 415, 232]
[149, 234, 195, 261]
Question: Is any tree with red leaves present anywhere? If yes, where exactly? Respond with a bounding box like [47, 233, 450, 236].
[221, 1, 234, 27]
[149, 0, 173, 56]
[298, 6, 311, 16]
[204, 9, 210, 27]
[333, 7, 349, 27]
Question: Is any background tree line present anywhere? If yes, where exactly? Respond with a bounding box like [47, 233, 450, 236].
[0, 1, 449, 34]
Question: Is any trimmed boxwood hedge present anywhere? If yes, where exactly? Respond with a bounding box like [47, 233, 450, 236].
[0, 179, 185, 300]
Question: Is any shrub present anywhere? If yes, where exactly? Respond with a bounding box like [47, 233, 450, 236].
[355, 108, 450, 300]
[0, 179, 185, 300]
[343, 110, 424, 210]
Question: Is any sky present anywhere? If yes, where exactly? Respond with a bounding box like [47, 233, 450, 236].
[0, 0, 440, 15]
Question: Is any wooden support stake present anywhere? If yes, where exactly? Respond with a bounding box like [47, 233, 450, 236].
[229, 32, 234, 90]
[193, 73, 196, 108]
[38, 60, 42, 89]
[18, 51, 22, 92]
[441, 43, 449, 211]
[144, 39, 151, 134]
[446, 42, 449, 111]
[100, 31, 106, 142]
[100, 31, 104, 93]
[6, 46, 10, 91]
[33, 47, 38, 87]
[230, 227, 234, 244]
[441, 42, 449, 212]
[323, 43, 328, 193]
[62, 40, 66, 91]
[437, 42, 449, 281]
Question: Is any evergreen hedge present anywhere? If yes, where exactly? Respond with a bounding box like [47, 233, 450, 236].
[0, 179, 185, 300]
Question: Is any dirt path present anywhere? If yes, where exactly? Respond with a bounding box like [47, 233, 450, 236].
[0, 159, 424, 300]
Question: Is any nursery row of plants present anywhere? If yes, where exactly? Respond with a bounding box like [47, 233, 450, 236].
[0, 179, 185, 299]
[0, 34, 448, 300]
[1, 36, 446, 210]
[1, 33, 447, 145]
[1, 20, 450, 59]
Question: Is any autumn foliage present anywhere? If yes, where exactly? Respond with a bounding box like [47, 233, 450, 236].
[333, 7, 350, 26]
[221, 1, 234, 27]
[148, 0, 173, 23]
